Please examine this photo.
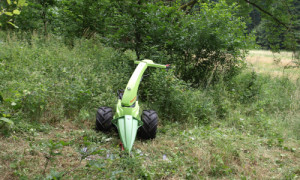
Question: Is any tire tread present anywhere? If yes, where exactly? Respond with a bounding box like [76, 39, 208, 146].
[138, 110, 158, 139]
[96, 107, 113, 131]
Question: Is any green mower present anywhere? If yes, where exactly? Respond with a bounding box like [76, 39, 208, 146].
[96, 59, 170, 153]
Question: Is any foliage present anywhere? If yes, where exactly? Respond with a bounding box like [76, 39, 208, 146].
[11, 0, 55, 34]
[140, 69, 215, 124]
[138, 64, 299, 127]
[0, 34, 298, 127]
[3, 0, 298, 83]
[0, 0, 28, 27]
[2, 0, 298, 62]
[226, 0, 299, 51]
[2, 0, 257, 86]
[42, 140, 68, 175]
[0, 34, 299, 179]
[106, 0, 254, 86]
[0, 34, 134, 123]
[0, 1, 299, 179]
[0, 117, 14, 125]
[0, 91, 14, 135]
[53, 0, 110, 44]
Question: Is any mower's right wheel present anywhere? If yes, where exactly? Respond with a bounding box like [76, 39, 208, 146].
[96, 107, 113, 132]
[138, 110, 158, 139]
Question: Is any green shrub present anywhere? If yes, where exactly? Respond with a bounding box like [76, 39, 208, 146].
[139, 69, 216, 124]
[228, 71, 297, 114]
[107, 0, 254, 87]
[0, 34, 134, 122]
[140, 67, 298, 126]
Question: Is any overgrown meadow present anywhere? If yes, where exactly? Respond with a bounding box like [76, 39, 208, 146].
[0, 33, 299, 179]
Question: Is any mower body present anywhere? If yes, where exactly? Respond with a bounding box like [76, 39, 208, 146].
[111, 60, 167, 153]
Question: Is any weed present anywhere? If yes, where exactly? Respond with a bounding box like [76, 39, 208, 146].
[45, 169, 64, 180]
[42, 140, 68, 175]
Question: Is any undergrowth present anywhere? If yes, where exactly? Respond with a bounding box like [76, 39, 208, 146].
[0, 34, 299, 179]
[0, 33, 135, 126]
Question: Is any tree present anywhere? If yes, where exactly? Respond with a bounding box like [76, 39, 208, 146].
[234, 1, 299, 57]
[0, 0, 27, 28]
[52, 0, 110, 44]
[183, 0, 299, 61]
[106, 0, 254, 87]
[39, 0, 56, 35]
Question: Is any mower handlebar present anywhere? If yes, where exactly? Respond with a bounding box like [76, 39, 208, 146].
[134, 60, 168, 69]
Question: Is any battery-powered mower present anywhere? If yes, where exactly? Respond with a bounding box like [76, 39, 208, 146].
[96, 59, 170, 153]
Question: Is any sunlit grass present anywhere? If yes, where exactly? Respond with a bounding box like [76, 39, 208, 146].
[246, 50, 300, 81]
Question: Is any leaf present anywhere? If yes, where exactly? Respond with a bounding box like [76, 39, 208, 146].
[59, 140, 69, 146]
[0, 117, 14, 125]
[3, 113, 11, 118]
[4, 12, 13, 16]
[7, 0, 11, 5]
[7, 22, 19, 28]
[13, 9, 20, 15]
[17, 0, 26, 6]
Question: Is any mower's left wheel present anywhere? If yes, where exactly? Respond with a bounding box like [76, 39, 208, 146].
[96, 107, 113, 132]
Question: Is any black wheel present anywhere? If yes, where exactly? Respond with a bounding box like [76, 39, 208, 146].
[96, 107, 113, 132]
[138, 110, 158, 139]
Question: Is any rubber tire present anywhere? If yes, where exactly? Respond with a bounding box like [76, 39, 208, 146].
[96, 107, 113, 132]
[138, 110, 158, 139]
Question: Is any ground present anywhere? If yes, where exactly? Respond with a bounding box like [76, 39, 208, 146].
[0, 50, 299, 179]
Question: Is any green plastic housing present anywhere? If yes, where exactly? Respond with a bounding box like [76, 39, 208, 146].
[112, 60, 166, 153]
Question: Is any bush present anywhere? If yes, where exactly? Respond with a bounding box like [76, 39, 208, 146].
[139, 67, 298, 125]
[139, 69, 216, 124]
[228, 71, 297, 114]
[107, 0, 254, 87]
[0, 34, 134, 122]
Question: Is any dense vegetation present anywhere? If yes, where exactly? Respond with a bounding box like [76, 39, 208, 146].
[0, 0, 299, 179]
[0, 33, 299, 179]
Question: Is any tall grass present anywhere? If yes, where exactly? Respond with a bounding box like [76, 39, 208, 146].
[0, 33, 299, 140]
[0, 33, 135, 124]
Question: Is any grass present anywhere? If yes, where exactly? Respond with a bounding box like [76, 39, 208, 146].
[1, 119, 299, 179]
[246, 50, 300, 81]
[0, 36, 299, 179]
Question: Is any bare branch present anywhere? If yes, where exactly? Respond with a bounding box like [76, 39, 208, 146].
[180, 0, 198, 11]
[243, 0, 289, 29]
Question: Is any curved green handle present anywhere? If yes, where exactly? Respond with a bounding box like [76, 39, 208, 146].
[122, 59, 168, 107]
[134, 59, 167, 69]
